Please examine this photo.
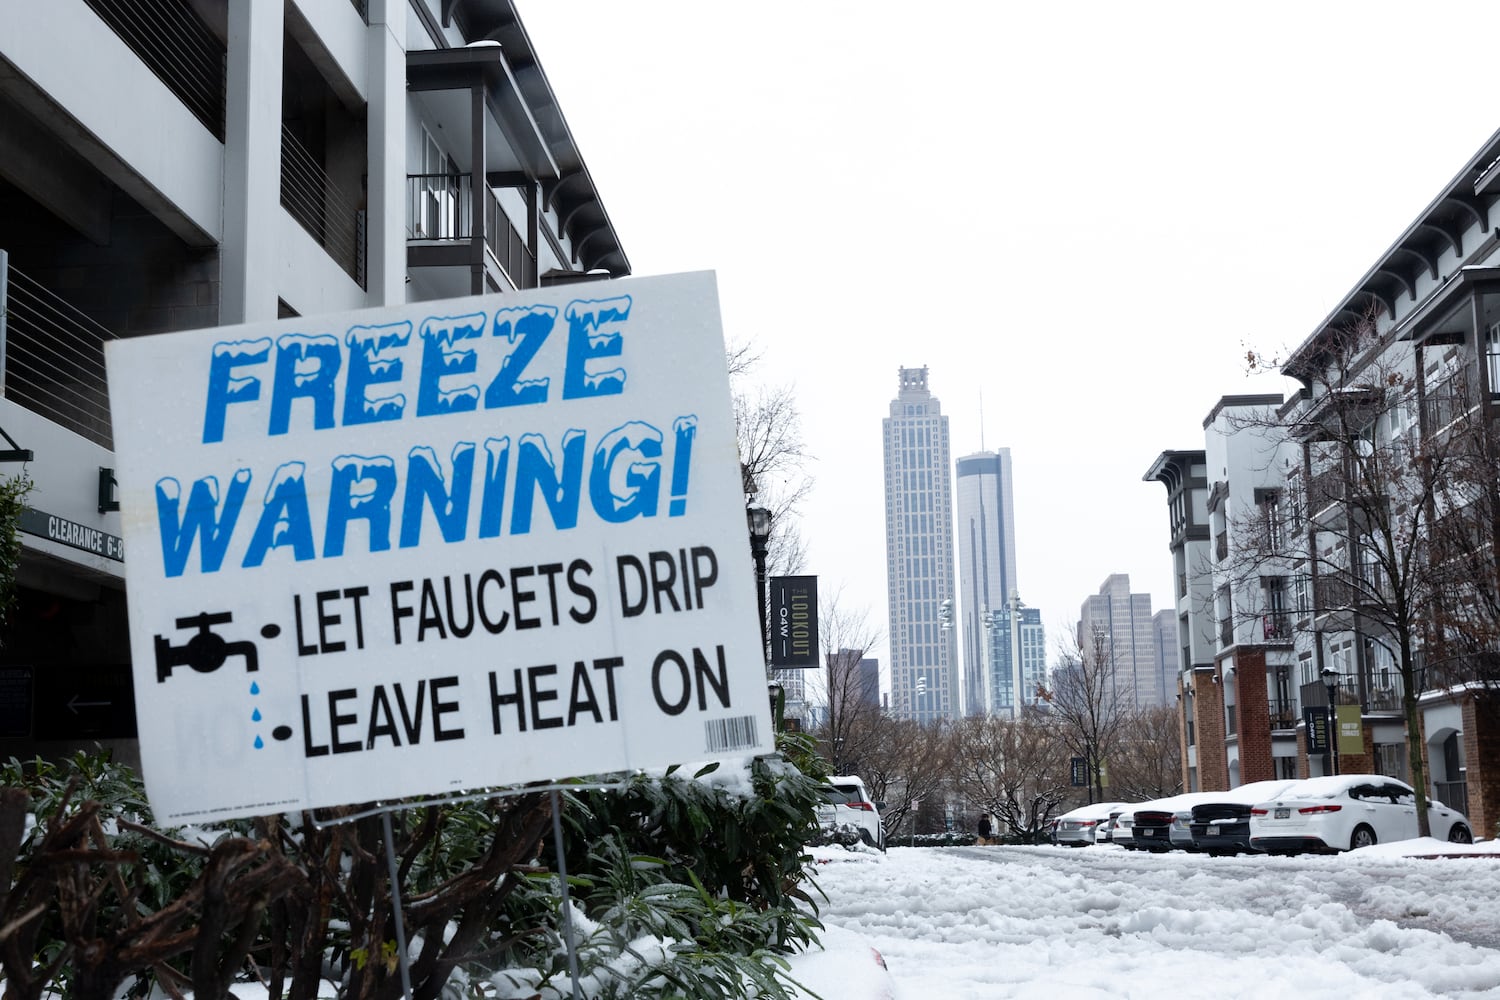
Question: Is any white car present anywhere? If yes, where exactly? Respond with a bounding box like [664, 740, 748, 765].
[1052, 801, 1131, 846]
[1131, 791, 1234, 852]
[1107, 807, 1137, 848]
[817, 775, 886, 851]
[1248, 775, 1473, 854]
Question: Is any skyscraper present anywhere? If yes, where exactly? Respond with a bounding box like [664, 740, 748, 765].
[955, 450, 1017, 714]
[1078, 574, 1163, 708]
[988, 604, 1046, 716]
[882, 367, 958, 723]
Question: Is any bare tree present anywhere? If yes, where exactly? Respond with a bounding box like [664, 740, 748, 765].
[858, 719, 954, 840]
[1106, 705, 1183, 801]
[947, 715, 1069, 841]
[811, 590, 885, 774]
[1038, 625, 1131, 804]
[734, 376, 812, 572]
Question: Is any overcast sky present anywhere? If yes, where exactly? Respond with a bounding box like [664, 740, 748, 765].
[513, 1, 1500, 671]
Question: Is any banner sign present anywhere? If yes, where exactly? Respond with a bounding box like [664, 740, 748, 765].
[1335, 703, 1364, 756]
[1069, 756, 1087, 787]
[105, 271, 773, 824]
[1303, 706, 1329, 754]
[768, 575, 818, 668]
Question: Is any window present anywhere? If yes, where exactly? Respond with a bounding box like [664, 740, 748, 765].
[418, 127, 457, 239]
[1261, 577, 1288, 639]
[1489, 320, 1500, 396]
[1256, 489, 1285, 551]
[1374, 743, 1407, 781]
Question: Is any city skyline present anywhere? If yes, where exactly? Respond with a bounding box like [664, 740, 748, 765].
[512, 3, 1500, 689]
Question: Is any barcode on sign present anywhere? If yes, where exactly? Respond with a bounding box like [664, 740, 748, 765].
[704, 714, 758, 753]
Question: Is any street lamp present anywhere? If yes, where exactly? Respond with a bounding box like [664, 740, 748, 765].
[746, 506, 771, 665]
[1320, 666, 1340, 776]
[1010, 591, 1025, 720]
[980, 606, 995, 716]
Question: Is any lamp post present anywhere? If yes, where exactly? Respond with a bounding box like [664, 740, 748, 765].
[1009, 590, 1025, 720]
[746, 506, 771, 665]
[980, 606, 994, 716]
[1320, 666, 1340, 777]
[937, 598, 954, 719]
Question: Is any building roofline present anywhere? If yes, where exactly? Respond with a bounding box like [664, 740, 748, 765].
[1284, 126, 1500, 381]
[1201, 393, 1285, 429]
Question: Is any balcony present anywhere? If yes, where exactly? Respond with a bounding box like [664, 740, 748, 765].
[1268, 696, 1297, 731]
[1300, 671, 1403, 714]
[282, 126, 366, 289]
[83, 0, 226, 140]
[1260, 612, 1292, 642]
[406, 174, 537, 291]
[1314, 572, 1358, 618]
[0, 255, 116, 449]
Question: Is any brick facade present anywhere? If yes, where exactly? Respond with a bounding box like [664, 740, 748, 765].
[1233, 649, 1276, 784]
[1194, 668, 1227, 790]
[1465, 694, 1498, 840]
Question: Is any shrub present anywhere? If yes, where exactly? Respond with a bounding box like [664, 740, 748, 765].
[0, 739, 828, 999]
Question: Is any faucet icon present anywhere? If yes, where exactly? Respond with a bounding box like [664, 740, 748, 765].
[154, 611, 259, 683]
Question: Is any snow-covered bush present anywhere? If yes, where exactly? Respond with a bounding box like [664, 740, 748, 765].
[0, 740, 828, 999]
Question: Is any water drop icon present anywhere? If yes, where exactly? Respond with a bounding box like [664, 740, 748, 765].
[250, 682, 261, 695]
[252, 708, 262, 722]
[254, 735, 264, 749]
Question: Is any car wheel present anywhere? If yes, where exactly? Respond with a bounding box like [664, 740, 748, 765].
[1448, 824, 1473, 844]
[1350, 825, 1377, 851]
[859, 830, 877, 849]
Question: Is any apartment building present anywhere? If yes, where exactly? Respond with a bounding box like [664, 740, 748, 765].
[1149, 128, 1500, 837]
[0, 0, 627, 758]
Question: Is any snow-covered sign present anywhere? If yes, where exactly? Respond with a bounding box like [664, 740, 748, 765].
[105, 271, 772, 824]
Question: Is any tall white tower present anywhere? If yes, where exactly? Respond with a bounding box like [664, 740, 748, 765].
[955, 450, 1017, 714]
[882, 367, 958, 723]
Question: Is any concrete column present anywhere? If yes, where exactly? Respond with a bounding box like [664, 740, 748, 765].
[469, 81, 486, 295]
[365, 0, 407, 306]
[221, 0, 284, 324]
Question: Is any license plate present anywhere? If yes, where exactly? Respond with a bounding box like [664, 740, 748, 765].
[1274, 808, 1290, 819]
[1205, 827, 1218, 835]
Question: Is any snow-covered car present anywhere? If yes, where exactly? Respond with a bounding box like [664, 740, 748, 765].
[817, 775, 886, 851]
[787, 924, 898, 999]
[1248, 775, 1473, 854]
[1187, 779, 1304, 855]
[1131, 792, 1230, 852]
[1107, 807, 1137, 848]
[1052, 801, 1131, 846]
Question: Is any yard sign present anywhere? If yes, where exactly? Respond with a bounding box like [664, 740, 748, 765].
[105, 271, 772, 824]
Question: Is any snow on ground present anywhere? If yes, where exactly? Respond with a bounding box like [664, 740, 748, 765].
[796, 840, 1500, 999]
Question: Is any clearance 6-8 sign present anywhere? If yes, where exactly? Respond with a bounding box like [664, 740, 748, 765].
[105, 271, 772, 824]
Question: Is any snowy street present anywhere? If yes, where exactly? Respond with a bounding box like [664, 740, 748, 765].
[802, 842, 1500, 999]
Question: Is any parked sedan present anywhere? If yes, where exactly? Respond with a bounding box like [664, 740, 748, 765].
[1108, 808, 1137, 849]
[1132, 792, 1233, 852]
[1052, 801, 1131, 846]
[1248, 775, 1473, 854]
[1187, 779, 1303, 855]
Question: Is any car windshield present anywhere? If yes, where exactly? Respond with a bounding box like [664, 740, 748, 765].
[824, 785, 864, 805]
